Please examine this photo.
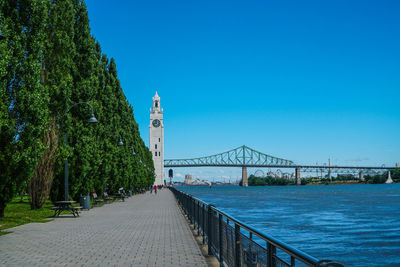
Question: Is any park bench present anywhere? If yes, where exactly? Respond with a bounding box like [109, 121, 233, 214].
[112, 188, 126, 202]
[92, 192, 104, 206]
[50, 201, 82, 217]
[102, 192, 113, 203]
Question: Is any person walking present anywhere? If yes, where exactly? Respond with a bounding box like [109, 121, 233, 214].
[154, 184, 157, 194]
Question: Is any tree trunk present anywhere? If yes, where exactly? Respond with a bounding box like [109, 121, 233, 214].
[28, 118, 59, 210]
[0, 201, 5, 218]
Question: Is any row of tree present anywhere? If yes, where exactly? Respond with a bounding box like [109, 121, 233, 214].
[320, 171, 400, 184]
[0, 0, 154, 217]
[244, 170, 400, 186]
[244, 175, 292, 186]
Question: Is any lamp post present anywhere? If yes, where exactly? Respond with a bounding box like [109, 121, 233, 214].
[64, 102, 97, 201]
[118, 138, 138, 195]
[102, 134, 125, 195]
[129, 148, 136, 195]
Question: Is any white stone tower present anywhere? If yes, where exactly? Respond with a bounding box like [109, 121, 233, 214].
[149, 92, 164, 185]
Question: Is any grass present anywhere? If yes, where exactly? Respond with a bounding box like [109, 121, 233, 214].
[0, 196, 54, 235]
[0, 194, 126, 236]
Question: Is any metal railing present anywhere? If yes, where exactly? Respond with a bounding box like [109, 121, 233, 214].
[170, 187, 344, 267]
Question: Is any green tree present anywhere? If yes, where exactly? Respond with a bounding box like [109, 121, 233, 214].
[45, 0, 77, 202]
[1, 0, 154, 211]
[67, 0, 99, 199]
[0, 0, 50, 215]
[391, 169, 400, 180]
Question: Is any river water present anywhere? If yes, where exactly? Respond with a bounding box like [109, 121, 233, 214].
[176, 184, 400, 267]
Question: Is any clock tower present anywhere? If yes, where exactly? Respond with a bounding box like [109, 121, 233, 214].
[149, 92, 164, 185]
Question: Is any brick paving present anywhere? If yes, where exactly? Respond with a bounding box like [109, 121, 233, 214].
[0, 189, 207, 267]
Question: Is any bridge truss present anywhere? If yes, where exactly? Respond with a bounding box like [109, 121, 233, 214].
[164, 145, 396, 175]
[164, 145, 295, 168]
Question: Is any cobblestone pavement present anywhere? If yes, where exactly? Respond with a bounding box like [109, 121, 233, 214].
[0, 189, 207, 267]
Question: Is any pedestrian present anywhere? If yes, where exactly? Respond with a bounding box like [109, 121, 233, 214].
[154, 184, 157, 194]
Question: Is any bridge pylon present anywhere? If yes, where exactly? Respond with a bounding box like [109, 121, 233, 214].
[295, 168, 301, 185]
[242, 167, 248, 187]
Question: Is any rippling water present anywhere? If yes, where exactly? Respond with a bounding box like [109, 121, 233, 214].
[176, 184, 400, 267]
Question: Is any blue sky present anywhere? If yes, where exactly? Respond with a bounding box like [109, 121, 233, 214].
[86, 0, 399, 180]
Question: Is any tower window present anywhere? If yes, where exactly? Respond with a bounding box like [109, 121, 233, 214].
[159, 138, 160, 142]
[155, 101, 158, 108]
[155, 151, 157, 157]
[155, 144, 157, 149]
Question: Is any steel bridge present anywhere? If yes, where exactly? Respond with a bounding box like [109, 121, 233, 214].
[164, 145, 397, 186]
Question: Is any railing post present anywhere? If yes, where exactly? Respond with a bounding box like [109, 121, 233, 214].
[189, 196, 193, 223]
[185, 195, 189, 215]
[186, 195, 189, 214]
[226, 219, 230, 264]
[191, 197, 194, 224]
[185, 196, 189, 216]
[188, 196, 191, 223]
[208, 204, 214, 256]
[183, 194, 186, 213]
[197, 201, 201, 235]
[194, 199, 197, 228]
[194, 200, 197, 229]
[235, 223, 241, 267]
[183, 194, 185, 212]
[202, 203, 206, 244]
[267, 242, 276, 267]
[219, 213, 223, 266]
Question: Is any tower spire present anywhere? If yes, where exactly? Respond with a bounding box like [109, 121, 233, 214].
[152, 91, 162, 113]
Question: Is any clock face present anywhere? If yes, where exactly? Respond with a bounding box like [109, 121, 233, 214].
[152, 119, 161, 128]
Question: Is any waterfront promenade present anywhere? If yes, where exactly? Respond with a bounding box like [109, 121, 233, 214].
[0, 190, 207, 266]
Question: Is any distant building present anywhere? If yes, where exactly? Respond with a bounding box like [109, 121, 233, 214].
[184, 175, 211, 185]
[184, 175, 194, 184]
[396, 163, 400, 168]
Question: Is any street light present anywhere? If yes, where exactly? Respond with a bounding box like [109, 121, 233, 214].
[102, 137, 133, 194]
[88, 113, 98, 123]
[117, 133, 124, 146]
[130, 148, 137, 194]
[64, 102, 97, 201]
[103, 133, 125, 194]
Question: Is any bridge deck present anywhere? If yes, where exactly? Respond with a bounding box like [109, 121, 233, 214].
[0, 190, 206, 267]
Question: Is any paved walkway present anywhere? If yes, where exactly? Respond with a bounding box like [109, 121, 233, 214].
[0, 189, 207, 267]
